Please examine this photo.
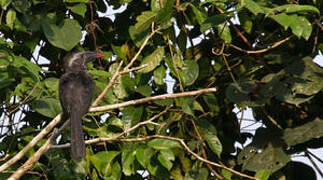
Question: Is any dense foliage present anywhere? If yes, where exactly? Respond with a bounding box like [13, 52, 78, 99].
[0, 0, 322, 179]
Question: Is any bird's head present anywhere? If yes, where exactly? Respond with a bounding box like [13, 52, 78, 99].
[63, 51, 104, 72]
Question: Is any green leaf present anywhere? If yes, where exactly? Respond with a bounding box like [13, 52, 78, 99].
[241, 0, 265, 15]
[113, 74, 135, 99]
[30, 98, 62, 118]
[122, 149, 136, 176]
[196, 119, 222, 157]
[136, 85, 152, 97]
[290, 16, 312, 40]
[0, 71, 15, 89]
[170, 165, 184, 180]
[177, 30, 187, 52]
[259, 57, 323, 105]
[239, 12, 253, 33]
[155, 0, 175, 28]
[226, 80, 269, 107]
[134, 11, 156, 33]
[66, 0, 89, 2]
[147, 158, 170, 178]
[178, 97, 194, 116]
[42, 18, 82, 51]
[190, 4, 207, 25]
[217, 22, 232, 43]
[107, 117, 124, 130]
[255, 170, 271, 180]
[148, 138, 182, 150]
[178, 60, 199, 86]
[107, 162, 122, 179]
[202, 93, 219, 113]
[271, 4, 319, 15]
[90, 151, 120, 177]
[238, 128, 290, 173]
[43, 77, 59, 92]
[185, 168, 209, 180]
[6, 9, 16, 30]
[136, 147, 154, 168]
[157, 149, 175, 170]
[154, 99, 174, 106]
[200, 14, 227, 32]
[139, 47, 165, 73]
[67, 3, 87, 17]
[221, 169, 232, 180]
[12, 56, 41, 81]
[89, 70, 111, 79]
[71, 159, 87, 178]
[156, 7, 174, 28]
[283, 118, 323, 146]
[122, 106, 143, 127]
[129, 26, 150, 48]
[153, 65, 166, 85]
[151, 0, 175, 12]
[240, 144, 289, 172]
[12, 0, 30, 13]
[0, 0, 12, 9]
[270, 13, 293, 30]
[192, 100, 204, 112]
[111, 45, 127, 61]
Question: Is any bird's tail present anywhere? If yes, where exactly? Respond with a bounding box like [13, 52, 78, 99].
[70, 110, 86, 159]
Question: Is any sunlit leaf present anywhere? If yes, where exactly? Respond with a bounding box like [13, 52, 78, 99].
[90, 151, 120, 177]
[67, 3, 87, 17]
[148, 138, 182, 150]
[42, 18, 82, 51]
[135, 11, 156, 33]
[139, 47, 165, 73]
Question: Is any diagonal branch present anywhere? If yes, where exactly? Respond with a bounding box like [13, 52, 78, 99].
[229, 36, 292, 54]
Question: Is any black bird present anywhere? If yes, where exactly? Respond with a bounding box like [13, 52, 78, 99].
[59, 51, 103, 159]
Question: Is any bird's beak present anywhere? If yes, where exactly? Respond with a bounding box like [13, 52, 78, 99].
[84, 51, 105, 62]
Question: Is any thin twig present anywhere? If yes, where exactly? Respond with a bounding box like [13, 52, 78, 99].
[119, 64, 148, 75]
[262, 108, 282, 129]
[167, 36, 184, 92]
[306, 150, 323, 164]
[229, 36, 292, 54]
[190, 119, 223, 179]
[305, 152, 323, 178]
[125, 22, 160, 70]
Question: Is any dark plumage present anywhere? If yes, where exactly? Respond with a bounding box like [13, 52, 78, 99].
[59, 51, 103, 159]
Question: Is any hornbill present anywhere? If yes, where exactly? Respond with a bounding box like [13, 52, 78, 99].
[59, 51, 103, 159]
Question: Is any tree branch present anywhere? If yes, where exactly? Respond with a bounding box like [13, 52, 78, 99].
[90, 88, 217, 112]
